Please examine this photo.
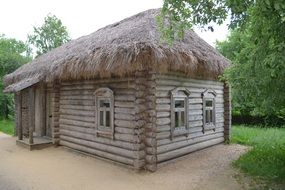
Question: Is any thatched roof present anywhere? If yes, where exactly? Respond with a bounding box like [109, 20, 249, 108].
[4, 9, 230, 93]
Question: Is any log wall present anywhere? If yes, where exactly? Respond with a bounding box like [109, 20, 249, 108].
[58, 78, 143, 167]
[155, 74, 226, 164]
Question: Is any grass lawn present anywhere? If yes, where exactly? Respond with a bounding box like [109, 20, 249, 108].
[0, 119, 14, 135]
[232, 125, 285, 187]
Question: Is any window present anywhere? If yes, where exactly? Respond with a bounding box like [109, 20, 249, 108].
[202, 89, 216, 132]
[170, 87, 190, 139]
[174, 99, 186, 128]
[94, 88, 114, 138]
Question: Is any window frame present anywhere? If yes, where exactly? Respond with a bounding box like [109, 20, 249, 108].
[170, 87, 190, 139]
[94, 88, 114, 139]
[202, 89, 217, 133]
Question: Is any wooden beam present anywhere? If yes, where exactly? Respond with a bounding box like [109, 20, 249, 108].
[17, 92, 23, 140]
[29, 87, 35, 144]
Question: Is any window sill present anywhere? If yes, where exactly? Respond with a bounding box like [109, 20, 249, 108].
[203, 124, 215, 132]
[96, 129, 113, 139]
[172, 127, 189, 138]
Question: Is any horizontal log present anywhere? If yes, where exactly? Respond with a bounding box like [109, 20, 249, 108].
[145, 155, 157, 164]
[60, 99, 94, 106]
[146, 147, 156, 155]
[115, 95, 135, 102]
[60, 109, 94, 117]
[189, 110, 202, 115]
[156, 91, 203, 98]
[189, 98, 202, 104]
[157, 131, 170, 140]
[156, 75, 224, 89]
[156, 85, 223, 94]
[156, 98, 171, 104]
[115, 120, 135, 128]
[60, 95, 94, 100]
[115, 108, 135, 115]
[115, 89, 136, 95]
[114, 101, 134, 108]
[156, 118, 171, 125]
[60, 90, 93, 96]
[189, 114, 203, 121]
[189, 104, 202, 110]
[157, 132, 224, 154]
[114, 127, 143, 135]
[60, 105, 95, 111]
[157, 137, 225, 162]
[60, 118, 94, 128]
[156, 125, 171, 132]
[156, 104, 170, 111]
[59, 128, 143, 150]
[157, 127, 224, 146]
[156, 111, 170, 118]
[189, 120, 203, 127]
[115, 113, 135, 121]
[60, 124, 94, 133]
[60, 140, 134, 165]
[60, 135, 144, 159]
[145, 138, 156, 147]
[60, 114, 95, 123]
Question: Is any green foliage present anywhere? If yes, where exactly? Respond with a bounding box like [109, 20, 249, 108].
[28, 14, 71, 56]
[161, 0, 285, 123]
[0, 35, 31, 119]
[0, 119, 14, 135]
[232, 125, 285, 185]
[216, 11, 285, 120]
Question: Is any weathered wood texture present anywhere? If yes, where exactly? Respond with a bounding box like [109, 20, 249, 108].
[58, 78, 140, 166]
[15, 92, 22, 139]
[223, 83, 231, 141]
[52, 81, 60, 145]
[34, 83, 46, 136]
[155, 74, 226, 163]
[28, 87, 35, 144]
[134, 71, 157, 171]
[21, 89, 30, 137]
[56, 74, 228, 169]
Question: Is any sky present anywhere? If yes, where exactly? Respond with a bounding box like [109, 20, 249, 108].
[0, 0, 229, 47]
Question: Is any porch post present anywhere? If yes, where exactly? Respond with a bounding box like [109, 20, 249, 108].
[16, 92, 23, 140]
[29, 87, 35, 144]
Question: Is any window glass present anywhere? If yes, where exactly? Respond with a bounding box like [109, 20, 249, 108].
[175, 112, 179, 127]
[206, 100, 213, 107]
[175, 100, 185, 108]
[99, 111, 104, 126]
[181, 111, 185, 126]
[205, 110, 213, 124]
[105, 111, 110, 127]
[100, 99, 110, 108]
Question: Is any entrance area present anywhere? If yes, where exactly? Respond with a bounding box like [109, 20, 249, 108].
[16, 84, 53, 150]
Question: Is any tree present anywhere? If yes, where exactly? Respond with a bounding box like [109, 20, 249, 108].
[28, 14, 71, 56]
[160, 0, 285, 123]
[0, 35, 31, 119]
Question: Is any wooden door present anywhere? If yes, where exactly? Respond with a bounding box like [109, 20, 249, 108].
[45, 90, 52, 137]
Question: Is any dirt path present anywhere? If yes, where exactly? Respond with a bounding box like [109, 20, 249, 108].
[0, 134, 248, 190]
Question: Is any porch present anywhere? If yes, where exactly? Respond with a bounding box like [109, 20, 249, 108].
[16, 136, 53, 150]
[15, 83, 54, 151]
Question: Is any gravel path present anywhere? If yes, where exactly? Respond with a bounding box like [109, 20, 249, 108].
[0, 135, 248, 190]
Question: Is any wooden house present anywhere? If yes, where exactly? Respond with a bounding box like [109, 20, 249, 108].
[4, 9, 231, 171]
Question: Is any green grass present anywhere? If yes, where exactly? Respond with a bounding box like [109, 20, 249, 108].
[232, 125, 285, 186]
[0, 119, 14, 135]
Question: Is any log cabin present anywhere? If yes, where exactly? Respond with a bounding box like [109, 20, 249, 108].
[3, 9, 231, 171]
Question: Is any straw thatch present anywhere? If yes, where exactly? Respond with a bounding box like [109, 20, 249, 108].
[4, 9, 230, 92]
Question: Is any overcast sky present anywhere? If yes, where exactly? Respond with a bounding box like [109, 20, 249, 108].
[0, 0, 229, 47]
